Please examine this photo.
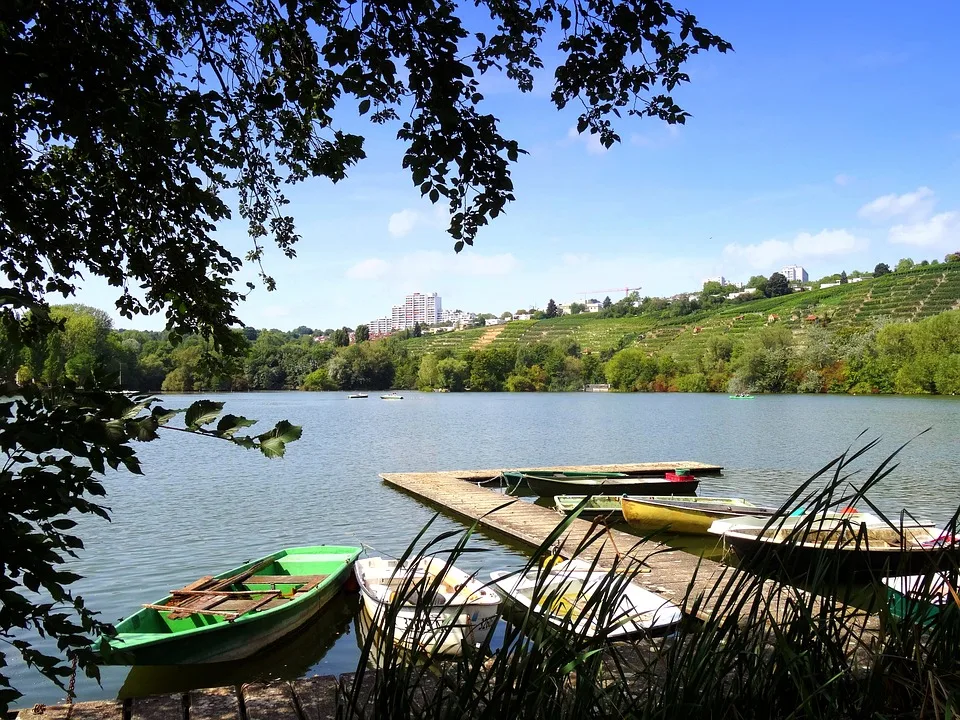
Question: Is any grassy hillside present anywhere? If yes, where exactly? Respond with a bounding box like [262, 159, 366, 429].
[403, 264, 960, 361]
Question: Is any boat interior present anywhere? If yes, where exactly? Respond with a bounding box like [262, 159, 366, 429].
[123, 552, 349, 633]
[360, 559, 495, 607]
[737, 523, 941, 548]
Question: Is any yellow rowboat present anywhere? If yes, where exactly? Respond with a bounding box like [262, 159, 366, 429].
[621, 496, 777, 535]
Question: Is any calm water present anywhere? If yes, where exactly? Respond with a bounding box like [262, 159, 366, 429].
[10, 392, 960, 704]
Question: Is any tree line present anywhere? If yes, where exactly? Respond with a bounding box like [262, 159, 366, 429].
[5, 305, 958, 396]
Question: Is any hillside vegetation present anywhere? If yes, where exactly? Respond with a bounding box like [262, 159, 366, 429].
[7, 265, 959, 397]
[403, 264, 960, 364]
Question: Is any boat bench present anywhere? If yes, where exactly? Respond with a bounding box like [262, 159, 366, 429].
[244, 575, 328, 590]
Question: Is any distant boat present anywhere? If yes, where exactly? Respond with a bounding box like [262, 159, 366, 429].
[553, 495, 625, 519]
[729, 394, 755, 399]
[490, 559, 681, 639]
[433, 388, 450, 393]
[621, 496, 777, 535]
[100, 546, 361, 665]
[348, 393, 368, 399]
[380, 393, 403, 400]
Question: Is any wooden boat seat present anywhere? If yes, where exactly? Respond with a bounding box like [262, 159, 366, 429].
[245, 575, 328, 592]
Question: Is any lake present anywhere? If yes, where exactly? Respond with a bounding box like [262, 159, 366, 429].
[9, 391, 960, 705]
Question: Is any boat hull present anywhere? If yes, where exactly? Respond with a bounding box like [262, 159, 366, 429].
[722, 531, 959, 579]
[104, 546, 361, 665]
[621, 497, 773, 535]
[525, 475, 699, 498]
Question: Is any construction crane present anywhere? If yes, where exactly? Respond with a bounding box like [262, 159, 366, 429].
[578, 286, 642, 300]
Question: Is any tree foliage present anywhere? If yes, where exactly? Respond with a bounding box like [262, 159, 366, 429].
[874, 263, 892, 277]
[766, 272, 790, 297]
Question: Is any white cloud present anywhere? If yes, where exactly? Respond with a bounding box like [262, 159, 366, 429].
[346, 251, 518, 282]
[858, 187, 936, 222]
[630, 123, 681, 149]
[834, 174, 854, 186]
[346, 258, 390, 280]
[889, 211, 960, 248]
[567, 127, 608, 156]
[387, 209, 420, 237]
[723, 229, 867, 270]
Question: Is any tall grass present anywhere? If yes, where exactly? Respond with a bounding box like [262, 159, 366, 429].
[342, 440, 960, 719]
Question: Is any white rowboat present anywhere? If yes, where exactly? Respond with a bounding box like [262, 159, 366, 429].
[490, 559, 681, 639]
[354, 557, 501, 656]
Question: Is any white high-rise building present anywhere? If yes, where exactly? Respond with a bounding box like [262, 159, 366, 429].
[781, 265, 809, 283]
[368, 317, 393, 336]
[402, 292, 441, 326]
[372, 292, 444, 332]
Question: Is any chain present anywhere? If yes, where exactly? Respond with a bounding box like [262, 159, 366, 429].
[65, 655, 78, 717]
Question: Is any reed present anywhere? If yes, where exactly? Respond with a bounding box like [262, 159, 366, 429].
[343, 440, 960, 719]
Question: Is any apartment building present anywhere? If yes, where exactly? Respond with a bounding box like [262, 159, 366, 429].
[369, 291, 444, 333]
[780, 265, 809, 283]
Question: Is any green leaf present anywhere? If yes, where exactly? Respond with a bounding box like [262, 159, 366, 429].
[256, 420, 303, 459]
[184, 400, 224, 430]
[151, 406, 179, 425]
[216, 414, 256, 438]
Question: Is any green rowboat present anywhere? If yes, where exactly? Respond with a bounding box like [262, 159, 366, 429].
[101, 545, 361, 665]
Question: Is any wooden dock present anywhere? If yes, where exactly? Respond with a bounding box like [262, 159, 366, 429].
[380, 462, 729, 610]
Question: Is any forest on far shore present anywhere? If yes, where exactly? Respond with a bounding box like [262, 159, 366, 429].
[5, 304, 959, 397]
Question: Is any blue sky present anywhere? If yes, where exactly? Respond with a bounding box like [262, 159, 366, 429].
[71, 1, 960, 330]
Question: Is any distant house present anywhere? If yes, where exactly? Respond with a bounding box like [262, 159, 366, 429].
[849, 277, 864, 283]
[515, 313, 532, 321]
[484, 317, 502, 326]
[820, 281, 841, 289]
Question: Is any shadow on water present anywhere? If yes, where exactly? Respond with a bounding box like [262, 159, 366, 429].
[116, 593, 359, 699]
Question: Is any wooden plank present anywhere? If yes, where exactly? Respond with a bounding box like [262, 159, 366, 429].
[242, 682, 298, 720]
[130, 693, 183, 720]
[293, 576, 327, 593]
[244, 575, 327, 586]
[228, 592, 280, 620]
[142, 603, 239, 618]
[189, 686, 239, 720]
[17, 706, 73, 720]
[174, 576, 216, 593]
[292, 676, 338, 720]
[63, 702, 122, 720]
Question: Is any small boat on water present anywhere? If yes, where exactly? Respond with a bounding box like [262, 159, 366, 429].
[348, 393, 368, 399]
[708, 509, 883, 536]
[354, 556, 501, 656]
[729, 394, 755, 399]
[711, 520, 954, 578]
[884, 573, 957, 623]
[507, 470, 699, 498]
[554, 495, 624, 519]
[101, 546, 362, 665]
[380, 393, 404, 400]
[490, 559, 681, 639]
[621, 496, 777, 535]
